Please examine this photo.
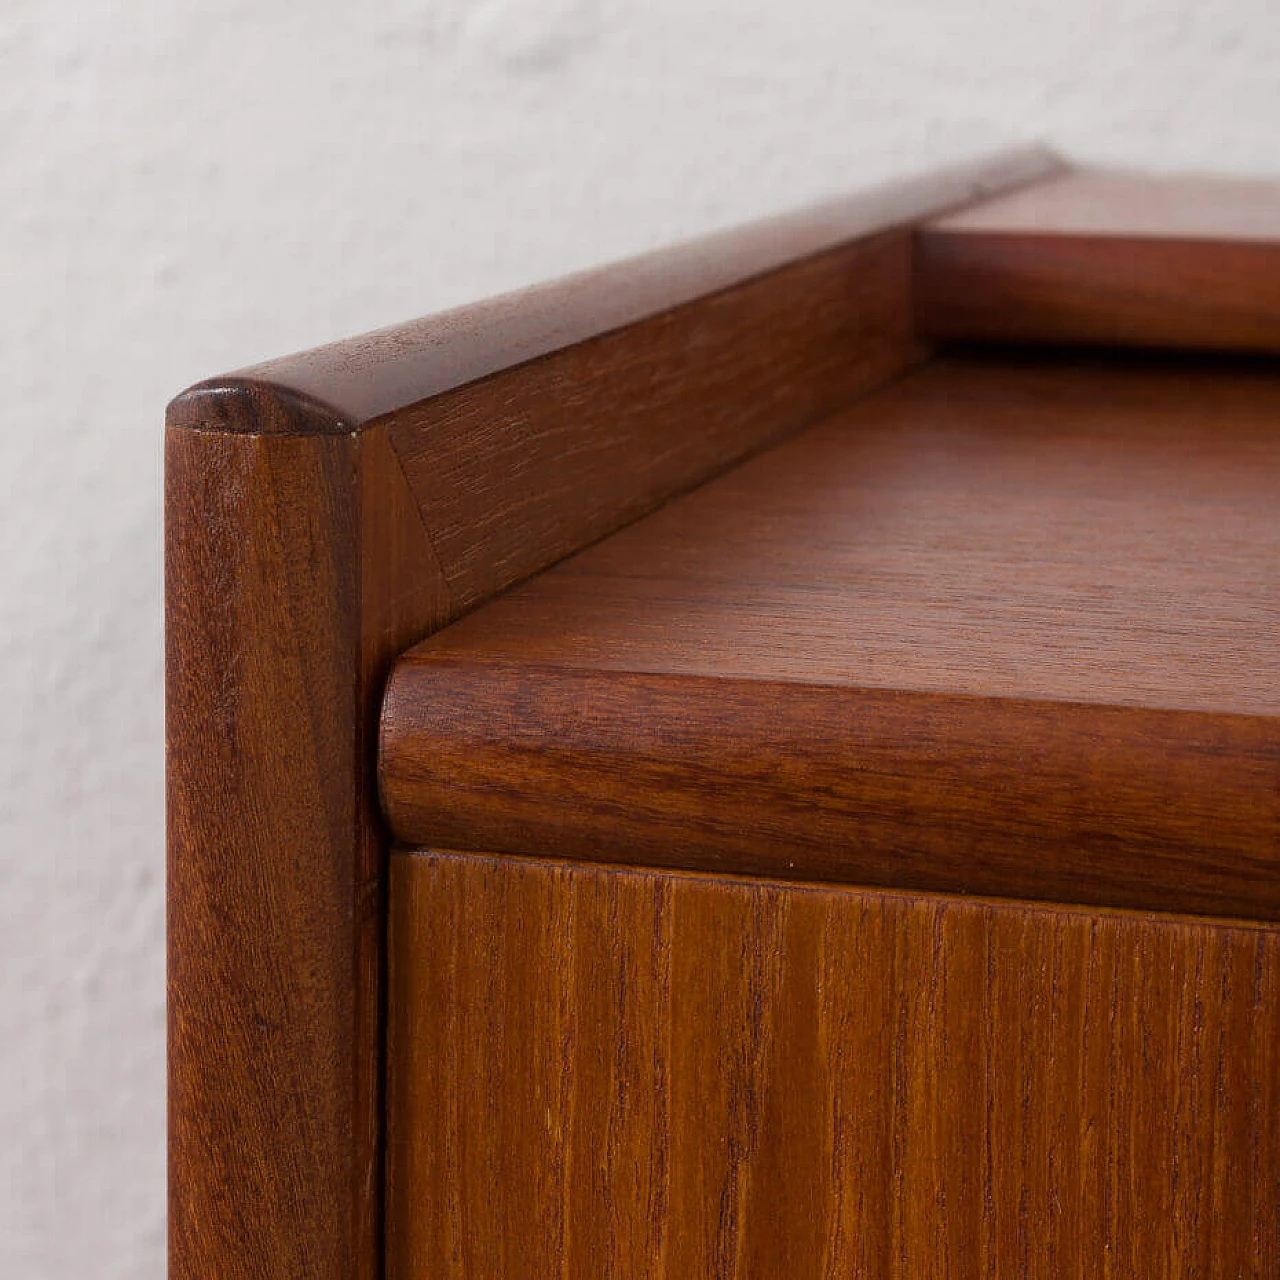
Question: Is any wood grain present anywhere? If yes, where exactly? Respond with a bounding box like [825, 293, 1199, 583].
[167, 152, 1058, 1280]
[169, 229, 924, 624]
[380, 354, 1280, 920]
[169, 146, 1058, 432]
[165, 423, 448, 1280]
[387, 849, 1280, 1279]
[170, 154, 1280, 1277]
[167, 429, 363, 1280]
[916, 170, 1280, 353]
[387, 230, 916, 614]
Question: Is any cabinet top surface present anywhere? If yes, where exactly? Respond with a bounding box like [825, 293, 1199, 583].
[408, 353, 1280, 719]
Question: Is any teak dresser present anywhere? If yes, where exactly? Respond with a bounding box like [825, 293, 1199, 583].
[166, 148, 1280, 1279]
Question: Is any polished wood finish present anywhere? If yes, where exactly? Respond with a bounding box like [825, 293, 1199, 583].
[173, 146, 1058, 431]
[166, 424, 449, 1280]
[167, 429, 364, 1280]
[386, 231, 914, 616]
[916, 170, 1280, 353]
[388, 850, 1280, 1279]
[380, 354, 1280, 920]
[166, 153, 1058, 1280]
[169, 155, 1280, 1280]
[168, 229, 924, 630]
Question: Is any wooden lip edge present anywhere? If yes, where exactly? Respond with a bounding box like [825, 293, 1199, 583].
[166, 145, 1063, 436]
[921, 162, 1280, 241]
[387, 845, 1280, 935]
[377, 662, 1280, 922]
[913, 224, 1280, 354]
[915, 222, 1280, 264]
[917, 223, 1280, 254]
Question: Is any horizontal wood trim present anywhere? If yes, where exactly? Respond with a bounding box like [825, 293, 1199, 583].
[386, 230, 916, 617]
[387, 849, 1280, 1278]
[379, 355, 1280, 922]
[166, 152, 1065, 645]
[383, 354, 1280, 718]
[380, 665, 1280, 921]
[916, 170, 1280, 353]
[167, 146, 1059, 434]
[166, 230, 923, 638]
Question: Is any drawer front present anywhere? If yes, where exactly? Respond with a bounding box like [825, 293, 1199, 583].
[388, 850, 1280, 1279]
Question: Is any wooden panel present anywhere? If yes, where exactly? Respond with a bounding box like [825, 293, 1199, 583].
[916, 170, 1280, 353]
[168, 152, 1064, 627]
[170, 231, 921, 620]
[166, 151, 1058, 1280]
[165, 424, 448, 1280]
[388, 231, 915, 613]
[387, 850, 1280, 1279]
[380, 354, 1280, 920]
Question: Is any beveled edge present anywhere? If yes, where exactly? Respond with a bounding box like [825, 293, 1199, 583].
[166, 145, 1063, 436]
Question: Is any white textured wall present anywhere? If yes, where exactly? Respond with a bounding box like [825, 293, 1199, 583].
[4, 1, 1277, 1275]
